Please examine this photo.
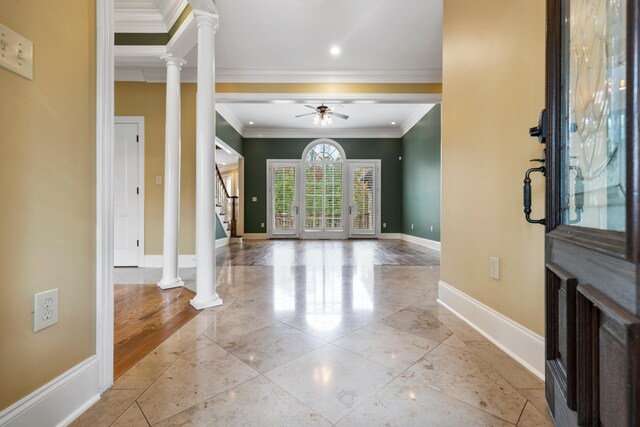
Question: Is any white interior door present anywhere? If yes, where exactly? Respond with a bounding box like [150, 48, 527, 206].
[114, 123, 140, 266]
[268, 162, 299, 237]
[348, 162, 380, 237]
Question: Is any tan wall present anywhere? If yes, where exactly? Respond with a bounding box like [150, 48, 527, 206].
[441, 0, 546, 335]
[0, 1, 96, 409]
[115, 82, 198, 255]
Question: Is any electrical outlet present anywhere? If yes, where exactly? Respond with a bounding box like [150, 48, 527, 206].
[261, 222, 265, 228]
[411, 224, 414, 230]
[383, 222, 387, 228]
[155, 176, 162, 185]
[490, 257, 500, 280]
[34, 289, 58, 332]
[252, 197, 258, 202]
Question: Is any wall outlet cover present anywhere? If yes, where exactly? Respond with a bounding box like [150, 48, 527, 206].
[34, 288, 59, 332]
[252, 196, 258, 202]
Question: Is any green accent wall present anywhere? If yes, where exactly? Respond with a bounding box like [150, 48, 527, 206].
[114, 33, 170, 45]
[217, 112, 243, 155]
[402, 105, 441, 241]
[216, 215, 227, 239]
[243, 138, 403, 233]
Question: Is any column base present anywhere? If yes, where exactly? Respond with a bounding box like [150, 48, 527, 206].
[190, 295, 223, 310]
[157, 278, 184, 289]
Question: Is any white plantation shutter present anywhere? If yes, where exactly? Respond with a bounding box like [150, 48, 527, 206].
[272, 166, 296, 231]
[351, 166, 375, 233]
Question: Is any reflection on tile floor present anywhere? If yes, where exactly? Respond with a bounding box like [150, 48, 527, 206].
[76, 240, 551, 426]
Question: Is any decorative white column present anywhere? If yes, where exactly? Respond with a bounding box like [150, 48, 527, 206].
[191, 10, 223, 309]
[157, 53, 187, 290]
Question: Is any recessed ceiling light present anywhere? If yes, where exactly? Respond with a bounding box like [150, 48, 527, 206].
[330, 46, 341, 56]
[273, 100, 294, 104]
[249, 121, 254, 125]
[354, 100, 376, 104]
[391, 121, 397, 125]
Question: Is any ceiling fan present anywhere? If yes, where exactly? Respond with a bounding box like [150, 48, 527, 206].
[295, 104, 349, 126]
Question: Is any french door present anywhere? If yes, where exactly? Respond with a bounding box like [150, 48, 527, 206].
[268, 162, 299, 237]
[302, 160, 345, 238]
[536, 0, 640, 425]
[348, 162, 380, 237]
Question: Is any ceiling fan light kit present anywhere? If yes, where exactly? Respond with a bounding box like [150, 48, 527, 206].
[296, 104, 349, 126]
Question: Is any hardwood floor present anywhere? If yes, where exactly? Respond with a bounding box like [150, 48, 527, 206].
[113, 283, 199, 380]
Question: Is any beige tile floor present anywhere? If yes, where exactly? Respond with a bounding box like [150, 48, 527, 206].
[75, 241, 553, 426]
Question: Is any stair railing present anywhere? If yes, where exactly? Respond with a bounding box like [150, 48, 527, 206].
[215, 165, 239, 237]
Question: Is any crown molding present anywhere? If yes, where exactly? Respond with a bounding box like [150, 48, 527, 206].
[216, 104, 246, 137]
[215, 68, 442, 84]
[114, 46, 167, 66]
[400, 104, 436, 136]
[215, 92, 442, 104]
[188, 0, 218, 14]
[115, 0, 187, 32]
[114, 9, 169, 32]
[156, 0, 189, 29]
[166, 11, 196, 58]
[242, 128, 404, 139]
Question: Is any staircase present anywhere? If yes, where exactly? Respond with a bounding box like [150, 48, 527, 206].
[215, 164, 242, 243]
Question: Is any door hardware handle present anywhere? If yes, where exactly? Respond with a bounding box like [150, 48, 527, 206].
[523, 162, 546, 225]
[568, 166, 584, 224]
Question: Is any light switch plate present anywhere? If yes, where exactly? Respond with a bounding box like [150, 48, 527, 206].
[490, 257, 500, 280]
[252, 197, 257, 202]
[0, 23, 33, 80]
[155, 176, 162, 185]
[34, 289, 58, 332]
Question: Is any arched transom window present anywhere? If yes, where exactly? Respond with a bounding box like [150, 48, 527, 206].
[304, 142, 344, 162]
[302, 140, 346, 232]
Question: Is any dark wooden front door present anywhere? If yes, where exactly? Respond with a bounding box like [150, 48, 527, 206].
[539, 0, 640, 425]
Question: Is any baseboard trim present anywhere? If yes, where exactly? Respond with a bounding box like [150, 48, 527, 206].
[437, 281, 545, 380]
[144, 239, 228, 268]
[0, 355, 100, 427]
[244, 233, 268, 240]
[215, 237, 229, 248]
[144, 254, 196, 268]
[379, 233, 401, 239]
[401, 233, 441, 251]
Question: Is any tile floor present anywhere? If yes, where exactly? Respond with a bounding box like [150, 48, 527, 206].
[75, 240, 553, 426]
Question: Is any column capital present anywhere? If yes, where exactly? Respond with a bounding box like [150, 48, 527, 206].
[160, 53, 187, 69]
[193, 10, 219, 32]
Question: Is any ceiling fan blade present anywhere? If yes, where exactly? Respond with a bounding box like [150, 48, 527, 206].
[330, 112, 349, 120]
[295, 113, 317, 118]
[304, 105, 318, 110]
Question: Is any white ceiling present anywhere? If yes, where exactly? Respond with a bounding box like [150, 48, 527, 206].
[212, 0, 442, 83]
[218, 103, 435, 138]
[114, 1, 441, 137]
[115, 0, 443, 83]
